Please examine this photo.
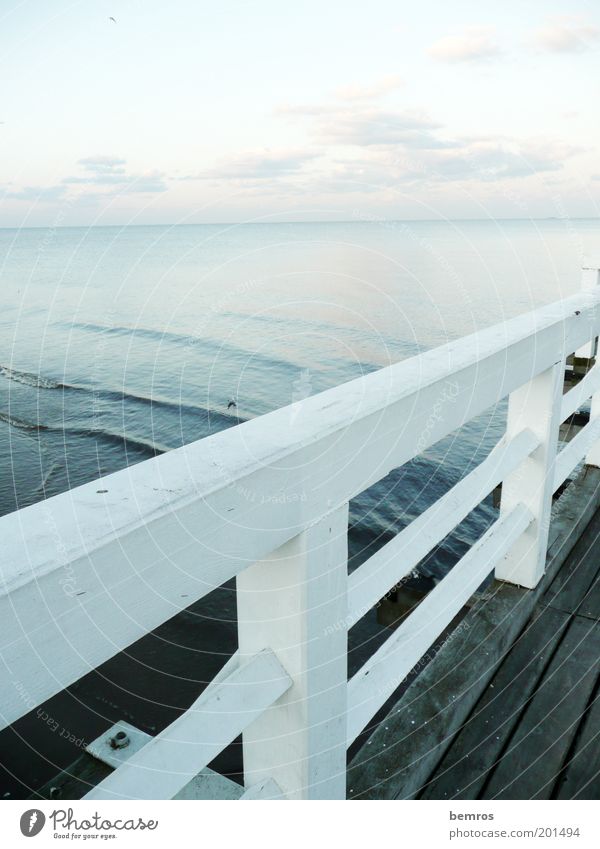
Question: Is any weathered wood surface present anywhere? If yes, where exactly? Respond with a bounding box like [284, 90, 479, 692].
[578, 573, 600, 621]
[482, 616, 600, 799]
[420, 510, 600, 801]
[556, 690, 600, 799]
[419, 606, 571, 800]
[347, 466, 600, 799]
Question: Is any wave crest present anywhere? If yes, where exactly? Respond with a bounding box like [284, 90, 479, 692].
[0, 365, 64, 390]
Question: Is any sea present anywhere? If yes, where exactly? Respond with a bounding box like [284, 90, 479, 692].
[1, 218, 599, 794]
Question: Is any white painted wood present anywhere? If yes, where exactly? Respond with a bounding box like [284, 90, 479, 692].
[202, 650, 239, 690]
[85, 720, 243, 799]
[2, 290, 600, 729]
[582, 265, 600, 289]
[237, 506, 349, 800]
[83, 649, 291, 800]
[239, 777, 284, 800]
[347, 428, 539, 623]
[561, 363, 600, 421]
[346, 504, 533, 745]
[575, 265, 600, 357]
[581, 266, 600, 466]
[495, 361, 564, 588]
[587, 393, 600, 468]
[173, 769, 243, 800]
[554, 417, 600, 492]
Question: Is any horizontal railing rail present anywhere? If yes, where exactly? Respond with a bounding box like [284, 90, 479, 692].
[346, 427, 540, 624]
[84, 649, 291, 801]
[1, 263, 600, 799]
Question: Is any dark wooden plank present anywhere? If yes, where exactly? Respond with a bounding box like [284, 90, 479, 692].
[543, 508, 600, 615]
[482, 617, 600, 799]
[32, 752, 111, 800]
[420, 606, 570, 800]
[578, 573, 600, 621]
[556, 689, 600, 799]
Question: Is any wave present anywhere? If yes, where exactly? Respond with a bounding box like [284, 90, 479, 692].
[59, 320, 194, 346]
[0, 411, 49, 431]
[0, 411, 165, 455]
[0, 364, 244, 427]
[0, 365, 67, 390]
[56, 320, 302, 372]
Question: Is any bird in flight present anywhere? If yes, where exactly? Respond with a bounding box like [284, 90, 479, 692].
[227, 398, 237, 410]
[109, 16, 117, 23]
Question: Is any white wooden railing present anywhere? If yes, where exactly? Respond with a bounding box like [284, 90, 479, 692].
[2, 265, 600, 800]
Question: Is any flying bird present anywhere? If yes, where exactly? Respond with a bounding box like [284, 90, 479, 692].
[227, 398, 237, 410]
[109, 16, 117, 23]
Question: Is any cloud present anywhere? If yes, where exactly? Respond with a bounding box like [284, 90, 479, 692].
[281, 99, 443, 147]
[334, 74, 404, 101]
[193, 149, 319, 182]
[273, 86, 583, 195]
[277, 74, 403, 118]
[62, 156, 168, 193]
[405, 138, 580, 183]
[3, 184, 67, 202]
[315, 109, 442, 146]
[532, 17, 600, 53]
[4, 156, 168, 205]
[295, 136, 582, 199]
[78, 155, 127, 173]
[428, 26, 501, 63]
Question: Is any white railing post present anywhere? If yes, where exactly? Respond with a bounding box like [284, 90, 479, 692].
[581, 263, 600, 468]
[236, 504, 349, 800]
[495, 360, 564, 588]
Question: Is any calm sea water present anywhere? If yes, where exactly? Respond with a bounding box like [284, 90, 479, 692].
[1, 219, 599, 568]
[1, 219, 599, 792]
[1, 219, 598, 516]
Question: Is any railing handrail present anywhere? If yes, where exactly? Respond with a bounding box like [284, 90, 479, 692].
[2, 271, 600, 798]
[2, 288, 598, 594]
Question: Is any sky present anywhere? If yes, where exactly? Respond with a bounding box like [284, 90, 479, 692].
[0, 0, 599, 226]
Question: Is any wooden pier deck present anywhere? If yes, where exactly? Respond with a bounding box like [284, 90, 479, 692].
[421, 506, 600, 800]
[348, 473, 600, 800]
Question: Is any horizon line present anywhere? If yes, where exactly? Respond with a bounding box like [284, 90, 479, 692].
[0, 216, 598, 231]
